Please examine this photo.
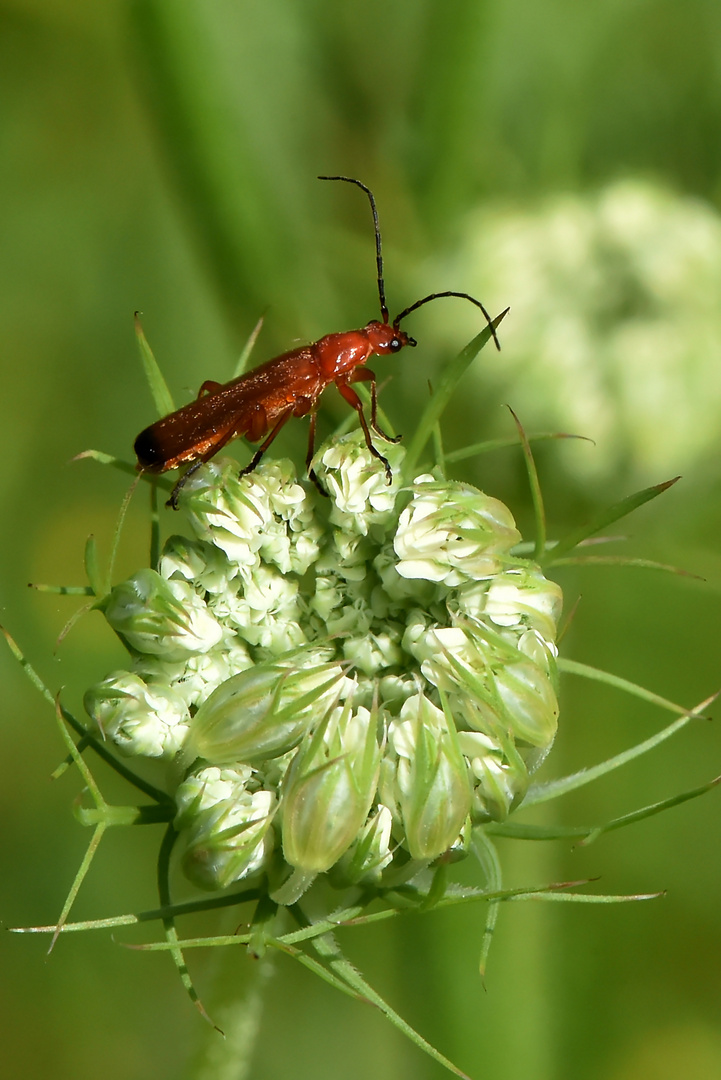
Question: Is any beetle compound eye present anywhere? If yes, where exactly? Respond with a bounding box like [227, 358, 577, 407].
[389, 337, 402, 352]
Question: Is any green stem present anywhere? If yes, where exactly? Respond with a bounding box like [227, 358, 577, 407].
[186, 945, 274, 1080]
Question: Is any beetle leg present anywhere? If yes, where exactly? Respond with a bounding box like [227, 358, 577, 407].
[239, 407, 294, 478]
[348, 368, 402, 444]
[166, 421, 240, 509]
[197, 380, 224, 398]
[336, 380, 392, 484]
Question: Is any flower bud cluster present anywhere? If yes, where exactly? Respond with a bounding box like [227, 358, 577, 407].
[85, 432, 561, 896]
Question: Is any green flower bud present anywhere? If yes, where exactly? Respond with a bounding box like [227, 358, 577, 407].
[377, 674, 417, 713]
[310, 574, 344, 624]
[185, 648, 345, 766]
[417, 622, 559, 750]
[176, 766, 276, 890]
[83, 671, 190, 758]
[457, 730, 529, 822]
[332, 804, 394, 886]
[281, 702, 382, 873]
[394, 476, 521, 585]
[387, 693, 472, 862]
[493, 660, 559, 747]
[100, 568, 224, 661]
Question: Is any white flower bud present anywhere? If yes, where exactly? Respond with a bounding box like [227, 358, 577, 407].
[101, 569, 224, 661]
[457, 730, 529, 822]
[159, 535, 235, 594]
[182, 459, 321, 573]
[394, 477, 521, 585]
[318, 432, 404, 536]
[84, 671, 189, 758]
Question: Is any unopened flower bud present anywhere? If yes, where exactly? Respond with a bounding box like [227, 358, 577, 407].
[159, 534, 234, 595]
[418, 622, 559, 750]
[457, 730, 529, 822]
[100, 568, 223, 661]
[332, 804, 394, 886]
[84, 671, 190, 758]
[318, 432, 405, 536]
[394, 476, 521, 585]
[185, 648, 345, 765]
[492, 660, 559, 747]
[387, 693, 472, 861]
[176, 766, 276, 890]
[182, 459, 321, 574]
[281, 703, 382, 873]
[455, 565, 563, 645]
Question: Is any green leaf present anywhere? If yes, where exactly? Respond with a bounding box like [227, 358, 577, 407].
[28, 583, 94, 596]
[507, 889, 664, 904]
[232, 313, 265, 378]
[488, 773, 720, 841]
[156, 823, 218, 1029]
[444, 431, 592, 465]
[541, 476, 681, 566]
[149, 480, 161, 570]
[135, 311, 175, 416]
[1, 625, 55, 708]
[105, 475, 142, 594]
[48, 699, 112, 949]
[84, 535, 103, 595]
[557, 659, 712, 716]
[55, 601, 95, 652]
[402, 309, 509, 479]
[551, 554, 703, 578]
[578, 775, 721, 846]
[472, 832, 502, 982]
[304, 928, 472, 1079]
[507, 405, 546, 560]
[73, 449, 145, 479]
[11, 887, 262, 937]
[524, 681, 717, 806]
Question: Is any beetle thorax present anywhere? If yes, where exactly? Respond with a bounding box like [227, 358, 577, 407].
[315, 329, 374, 378]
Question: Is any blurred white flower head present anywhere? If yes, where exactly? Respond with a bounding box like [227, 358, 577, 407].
[452, 180, 721, 479]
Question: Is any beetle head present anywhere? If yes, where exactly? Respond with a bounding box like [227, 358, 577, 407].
[365, 320, 417, 355]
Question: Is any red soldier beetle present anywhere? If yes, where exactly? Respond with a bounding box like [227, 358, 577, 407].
[134, 175, 503, 508]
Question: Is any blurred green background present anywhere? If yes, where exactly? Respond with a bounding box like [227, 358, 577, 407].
[2, 2, 721, 1078]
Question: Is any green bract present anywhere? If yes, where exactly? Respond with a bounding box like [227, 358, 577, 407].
[85, 432, 562, 896]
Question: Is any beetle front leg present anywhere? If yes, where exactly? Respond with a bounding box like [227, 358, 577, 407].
[336, 380, 392, 484]
[348, 367, 402, 444]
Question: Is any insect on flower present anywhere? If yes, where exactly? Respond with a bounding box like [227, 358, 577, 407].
[134, 176, 504, 508]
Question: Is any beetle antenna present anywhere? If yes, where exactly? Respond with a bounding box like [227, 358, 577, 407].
[318, 175, 389, 325]
[393, 291, 503, 351]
